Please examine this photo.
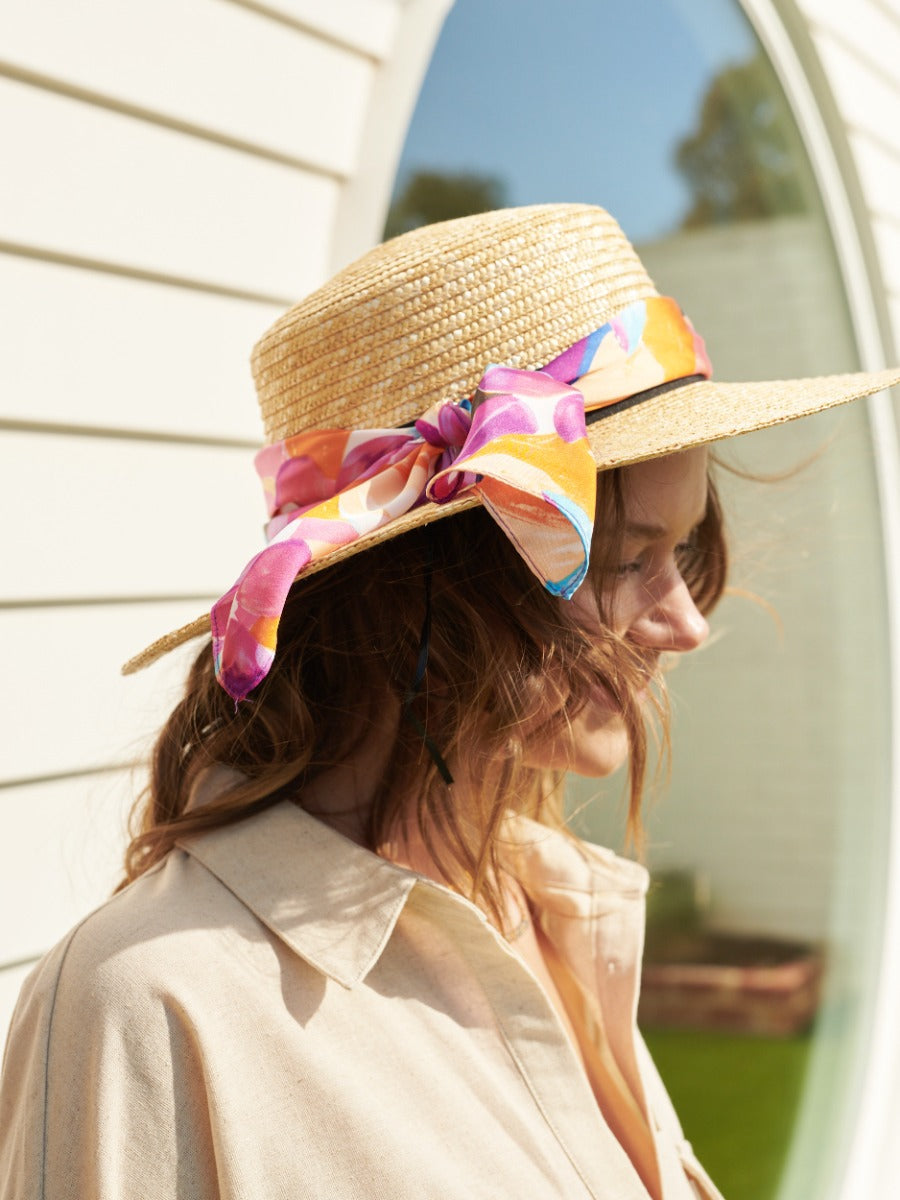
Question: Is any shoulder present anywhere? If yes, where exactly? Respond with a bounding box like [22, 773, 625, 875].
[0, 849, 264, 1199]
[2, 849, 228, 1081]
[25, 848, 251, 1007]
[16, 841, 290, 1064]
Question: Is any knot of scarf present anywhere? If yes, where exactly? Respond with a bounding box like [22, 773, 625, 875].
[211, 295, 710, 701]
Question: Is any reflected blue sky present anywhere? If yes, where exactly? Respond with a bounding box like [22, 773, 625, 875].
[393, 0, 756, 241]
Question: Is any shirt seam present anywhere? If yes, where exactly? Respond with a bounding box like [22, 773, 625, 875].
[32, 857, 170, 1197]
[472, 944, 602, 1199]
[36, 917, 101, 1197]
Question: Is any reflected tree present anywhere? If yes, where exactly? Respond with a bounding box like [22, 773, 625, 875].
[675, 53, 810, 227]
[384, 170, 508, 239]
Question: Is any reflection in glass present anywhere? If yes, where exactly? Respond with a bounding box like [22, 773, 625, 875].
[387, 5, 886, 1199]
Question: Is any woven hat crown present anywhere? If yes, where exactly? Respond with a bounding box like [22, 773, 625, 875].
[251, 203, 658, 442]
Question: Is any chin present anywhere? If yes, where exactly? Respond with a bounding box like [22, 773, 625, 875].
[566, 727, 631, 778]
[525, 714, 631, 777]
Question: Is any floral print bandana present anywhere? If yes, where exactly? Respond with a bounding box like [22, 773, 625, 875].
[212, 296, 710, 700]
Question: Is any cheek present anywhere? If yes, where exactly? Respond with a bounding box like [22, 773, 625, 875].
[602, 578, 645, 638]
[564, 582, 608, 637]
[568, 568, 639, 640]
[535, 588, 637, 776]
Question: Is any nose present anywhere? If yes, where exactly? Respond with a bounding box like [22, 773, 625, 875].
[631, 570, 709, 653]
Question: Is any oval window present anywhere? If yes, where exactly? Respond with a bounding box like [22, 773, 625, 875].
[388, 5, 887, 1199]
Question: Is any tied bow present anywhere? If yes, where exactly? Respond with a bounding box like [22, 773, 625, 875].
[211, 295, 711, 700]
[211, 369, 594, 702]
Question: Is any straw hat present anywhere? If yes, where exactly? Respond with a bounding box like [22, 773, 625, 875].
[124, 202, 900, 679]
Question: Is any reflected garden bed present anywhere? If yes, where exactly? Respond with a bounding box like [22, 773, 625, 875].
[640, 933, 823, 1037]
[641, 871, 824, 1037]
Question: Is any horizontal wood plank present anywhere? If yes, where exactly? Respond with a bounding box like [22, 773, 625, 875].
[0, 432, 264, 600]
[813, 29, 900, 146]
[871, 215, 900, 294]
[240, 0, 399, 57]
[0, 253, 279, 440]
[801, 0, 900, 70]
[0, 76, 337, 298]
[848, 132, 900, 219]
[2, 601, 210, 783]
[0, 771, 135, 968]
[0, 0, 373, 176]
[1, 960, 42, 1050]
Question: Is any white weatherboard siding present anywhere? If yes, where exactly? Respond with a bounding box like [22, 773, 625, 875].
[791, 3, 900, 348]
[2, 606, 211, 785]
[0, 255, 277, 441]
[0, 0, 449, 1042]
[1, 79, 336, 298]
[235, 0, 400, 57]
[1, 434, 264, 600]
[0, 0, 372, 175]
[0, 773, 152, 968]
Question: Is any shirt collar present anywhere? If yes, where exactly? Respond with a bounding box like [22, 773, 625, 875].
[179, 798, 417, 989]
[177, 773, 648, 989]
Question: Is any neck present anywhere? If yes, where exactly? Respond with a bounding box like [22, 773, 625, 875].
[297, 709, 474, 885]
[298, 702, 400, 844]
[295, 704, 530, 937]
[296, 694, 467, 847]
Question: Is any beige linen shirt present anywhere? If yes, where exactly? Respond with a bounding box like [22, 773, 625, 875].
[0, 801, 723, 1200]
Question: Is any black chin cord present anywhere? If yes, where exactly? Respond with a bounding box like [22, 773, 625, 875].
[402, 542, 454, 786]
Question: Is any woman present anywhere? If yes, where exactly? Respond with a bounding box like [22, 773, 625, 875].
[2, 204, 898, 1200]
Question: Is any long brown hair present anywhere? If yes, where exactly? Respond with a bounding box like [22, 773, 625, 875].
[121, 466, 727, 922]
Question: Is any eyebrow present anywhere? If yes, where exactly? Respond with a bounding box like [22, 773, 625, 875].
[624, 521, 668, 540]
[624, 508, 708, 541]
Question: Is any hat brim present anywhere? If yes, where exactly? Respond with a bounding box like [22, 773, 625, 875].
[122, 367, 900, 676]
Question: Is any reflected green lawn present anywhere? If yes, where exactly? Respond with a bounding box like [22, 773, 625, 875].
[643, 1027, 812, 1200]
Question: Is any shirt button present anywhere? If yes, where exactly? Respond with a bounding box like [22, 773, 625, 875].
[607, 959, 618, 974]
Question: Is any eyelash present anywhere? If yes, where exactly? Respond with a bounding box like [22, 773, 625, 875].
[615, 540, 697, 579]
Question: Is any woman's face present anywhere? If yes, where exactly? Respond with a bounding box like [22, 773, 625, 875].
[528, 446, 711, 777]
